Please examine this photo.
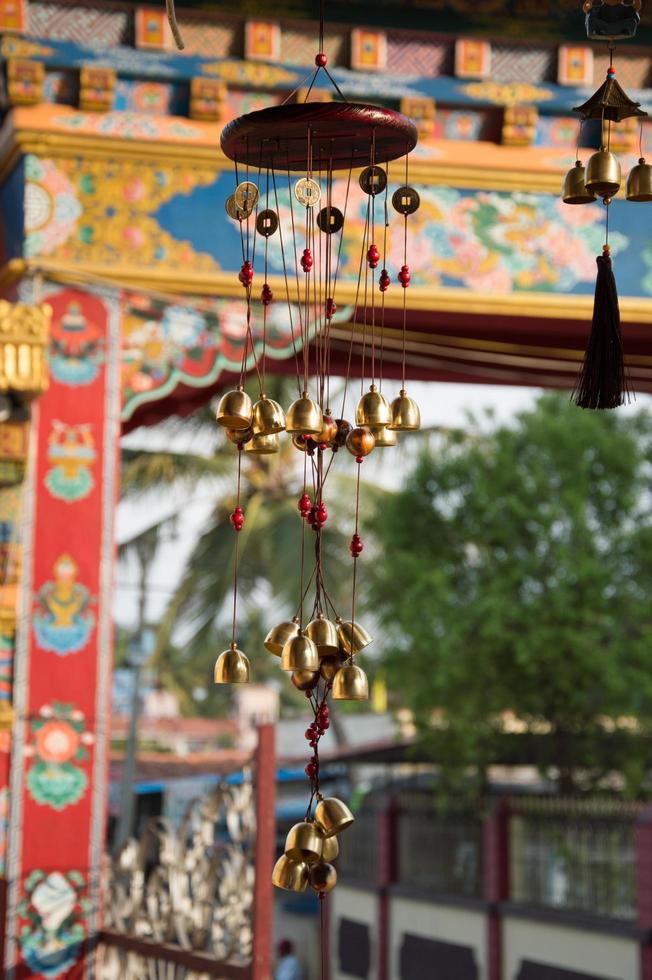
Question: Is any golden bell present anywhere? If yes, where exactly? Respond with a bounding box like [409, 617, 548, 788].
[562, 160, 597, 205]
[292, 669, 320, 691]
[585, 147, 621, 200]
[226, 427, 253, 446]
[626, 157, 652, 202]
[281, 631, 319, 672]
[244, 433, 279, 455]
[309, 862, 337, 893]
[388, 389, 421, 431]
[370, 424, 397, 448]
[319, 655, 342, 682]
[264, 618, 299, 656]
[285, 395, 323, 436]
[215, 387, 253, 430]
[356, 384, 391, 427]
[306, 616, 339, 658]
[252, 395, 286, 435]
[337, 620, 373, 655]
[333, 664, 369, 701]
[285, 821, 324, 864]
[314, 797, 355, 838]
[322, 835, 339, 862]
[272, 854, 309, 892]
[214, 643, 250, 684]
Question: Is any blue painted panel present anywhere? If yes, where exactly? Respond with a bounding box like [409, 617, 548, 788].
[0, 161, 25, 267]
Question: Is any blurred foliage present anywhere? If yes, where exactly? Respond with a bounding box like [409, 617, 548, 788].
[369, 393, 652, 795]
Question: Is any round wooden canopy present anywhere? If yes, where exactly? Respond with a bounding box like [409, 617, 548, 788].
[220, 102, 418, 172]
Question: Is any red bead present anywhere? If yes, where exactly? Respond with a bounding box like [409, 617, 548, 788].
[355, 455, 364, 464]
[301, 248, 313, 273]
[367, 244, 380, 269]
[261, 283, 273, 306]
[230, 506, 244, 531]
[305, 763, 317, 778]
[298, 493, 312, 518]
[316, 503, 328, 526]
[239, 261, 254, 287]
[398, 264, 410, 288]
[326, 297, 337, 319]
[305, 729, 315, 741]
[379, 269, 391, 292]
[321, 720, 330, 730]
[315, 52, 328, 67]
[319, 442, 329, 451]
[350, 533, 363, 557]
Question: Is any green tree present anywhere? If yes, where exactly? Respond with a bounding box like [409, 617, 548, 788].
[369, 394, 652, 793]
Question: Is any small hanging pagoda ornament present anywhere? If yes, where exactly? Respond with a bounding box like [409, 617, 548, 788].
[562, 4, 650, 408]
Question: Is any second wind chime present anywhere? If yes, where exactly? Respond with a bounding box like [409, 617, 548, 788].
[184, 6, 420, 895]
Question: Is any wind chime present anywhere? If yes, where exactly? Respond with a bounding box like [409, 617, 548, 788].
[164, 3, 421, 897]
[562, 0, 650, 408]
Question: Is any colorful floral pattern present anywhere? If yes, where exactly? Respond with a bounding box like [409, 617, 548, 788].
[25, 703, 93, 810]
[45, 422, 96, 503]
[33, 555, 95, 656]
[49, 299, 104, 387]
[24, 156, 82, 259]
[18, 869, 89, 978]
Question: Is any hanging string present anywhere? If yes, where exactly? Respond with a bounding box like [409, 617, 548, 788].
[271, 168, 303, 396]
[400, 146, 410, 391]
[230, 449, 243, 645]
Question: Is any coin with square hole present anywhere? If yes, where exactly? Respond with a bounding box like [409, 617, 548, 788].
[295, 178, 322, 207]
[256, 209, 279, 237]
[317, 206, 344, 234]
[359, 166, 387, 196]
[225, 195, 252, 221]
[392, 185, 420, 215]
[234, 181, 259, 211]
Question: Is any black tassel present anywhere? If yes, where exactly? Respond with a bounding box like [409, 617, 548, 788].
[572, 245, 629, 410]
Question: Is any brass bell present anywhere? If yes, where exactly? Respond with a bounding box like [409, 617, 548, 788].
[562, 160, 597, 205]
[252, 395, 286, 435]
[281, 631, 319, 672]
[244, 433, 279, 455]
[585, 147, 621, 200]
[388, 390, 420, 431]
[215, 386, 253, 430]
[285, 394, 323, 436]
[314, 797, 355, 838]
[264, 618, 299, 656]
[322, 835, 339, 862]
[309, 862, 337, 893]
[626, 157, 652, 202]
[370, 424, 397, 448]
[333, 663, 369, 701]
[306, 616, 339, 658]
[285, 821, 324, 863]
[291, 669, 320, 691]
[272, 854, 309, 892]
[319, 655, 342, 682]
[337, 620, 373, 655]
[356, 384, 391, 427]
[226, 427, 253, 446]
[214, 642, 250, 684]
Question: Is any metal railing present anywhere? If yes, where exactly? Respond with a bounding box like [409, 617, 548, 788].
[337, 808, 378, 883]
[509, 797, 641, 920]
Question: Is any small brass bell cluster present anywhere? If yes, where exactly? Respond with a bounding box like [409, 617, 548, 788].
[351, 384, 421, 455]
[216, 386, 287, 455]
[272, 797, 354, 893]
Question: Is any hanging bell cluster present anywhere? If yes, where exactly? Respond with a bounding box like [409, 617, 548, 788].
[272, 797, 354, 893]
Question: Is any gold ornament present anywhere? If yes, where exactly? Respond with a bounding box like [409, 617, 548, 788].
[309, 862, 337, 893]
[285, 395, 323, 436]
[388, 389, 420, 431]
[281, 631, 319, 672]
[306, 616, 339, 658]
[345, 426, 375, 457]
[252, 396, 286, 435]
[226, 427, 253, 446]
[314, 797, 355, 838]
[322, 835, 340, 862]
[626, 157, 652, 201]
[332, 663, 369, 701]
[316, 412, 338, 445]
[272, 854, 309, 891]
[319, 655, 342, 682]
[285, 821, 324, 863]
[216, 387, 253, 430]
[214, 642, 250, 684]
[292, 669, 320, 691]
[562, 161, 597, 204]
[244, 432, 280, 455]
[585, 148, 621, 200]
[356, 384, 391, 427]
[264, 618, 300, 656]
[370, 424, 397, 447]
[337, 620, 373, 655]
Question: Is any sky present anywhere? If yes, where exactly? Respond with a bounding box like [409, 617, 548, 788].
[114, 380, 651, 629]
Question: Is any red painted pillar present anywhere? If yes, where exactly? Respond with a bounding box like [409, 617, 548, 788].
[252, 723, 276, 980]
[484, 798, 510, 980]
[635, 805, 652, 980]
[377, 798, 399, 980]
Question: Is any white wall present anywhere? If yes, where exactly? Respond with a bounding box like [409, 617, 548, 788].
[390, 895, 486, 980]
[330, 885, 378, 980]
[502, 916, 639, 980]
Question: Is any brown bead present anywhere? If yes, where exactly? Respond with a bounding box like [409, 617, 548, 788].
[346, 426, 375, 457]
[333, 419, 352, 448]
[309, 861, 337, 893]
[316, 413, 338, 445]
